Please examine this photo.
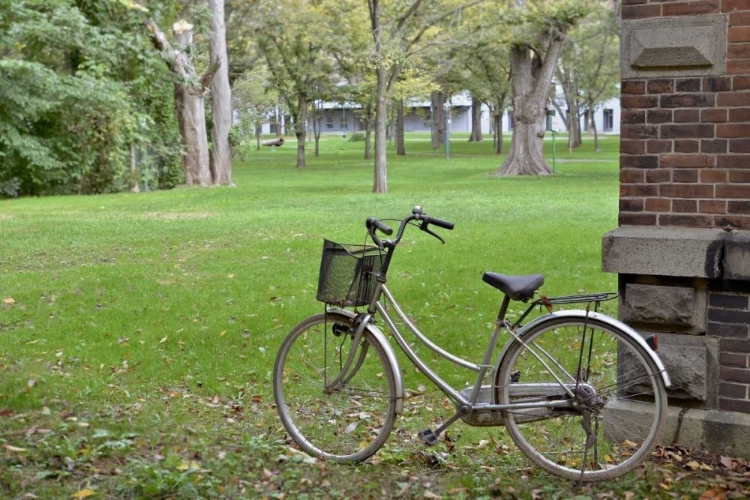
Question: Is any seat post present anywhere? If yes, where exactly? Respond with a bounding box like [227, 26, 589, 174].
[495, 295, 511, 326]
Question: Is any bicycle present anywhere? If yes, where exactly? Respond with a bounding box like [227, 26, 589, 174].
[273, 207, 671, 482]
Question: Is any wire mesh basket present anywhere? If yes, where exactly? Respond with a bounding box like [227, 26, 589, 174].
[316, 240, 383, 307]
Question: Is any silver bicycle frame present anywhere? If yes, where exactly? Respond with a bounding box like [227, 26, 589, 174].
[369, 282, 575, 413]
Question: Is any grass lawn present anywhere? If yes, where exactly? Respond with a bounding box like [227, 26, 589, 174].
[1, 133, 744, 498]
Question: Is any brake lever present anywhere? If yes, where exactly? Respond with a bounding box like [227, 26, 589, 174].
[420, 222, 445, 244]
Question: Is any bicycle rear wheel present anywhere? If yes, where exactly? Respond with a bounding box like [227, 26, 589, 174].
[496, 316, 667, 482]
[273, 312, 397, 462]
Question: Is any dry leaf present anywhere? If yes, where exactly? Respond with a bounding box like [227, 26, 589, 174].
[720, 456, 736, 470]
[3, 444, 26, 452]
[699, 488, 727, 500]
[71, 489, 96, 498]
[3, 297, 15, 305]
[423, 492, 441, 499]
[159, 336, 167, 344]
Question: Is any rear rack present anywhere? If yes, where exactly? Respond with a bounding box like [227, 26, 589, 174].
[513, 292, 618, 328]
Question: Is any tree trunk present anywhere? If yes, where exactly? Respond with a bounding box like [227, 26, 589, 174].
[314, 113, 322, 157]
[469, 94, 483, 142]
[494, 113, 503, 155]
[497, 39, 564, 176]
[396, 99, 405, 156]
[364, 116, 372, 160]
[373, 66, 388, 193]
[567, 98, 581, 152]
[430, 90, 446, 150]
[256, 124, 261, 150]
[175, 85, 212, 185]
[591, 107, 600, 152]
[208, 0, 233, 186]
[130, 143, 140, 193]
[295, 96, 307, 168]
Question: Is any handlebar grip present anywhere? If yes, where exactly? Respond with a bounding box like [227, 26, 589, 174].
[366, 217, 394, 235]
[427, 217, 454, 230]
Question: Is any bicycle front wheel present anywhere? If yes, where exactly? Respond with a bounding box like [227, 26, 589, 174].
[496, 316, 667, 482]
[273, 312, 398, 462]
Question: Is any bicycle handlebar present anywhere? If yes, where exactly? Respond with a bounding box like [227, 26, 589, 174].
[366, 206, 454, 249]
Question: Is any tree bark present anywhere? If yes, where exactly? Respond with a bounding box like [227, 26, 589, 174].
[145, 18, 212, 186]
[208, 0, 233, 186]
[469, 93, 483, 142]
[430, 90, 446, 150]
[130, 143, 140, 193]
[295, 95, 307, 168]
[373, 66, 388, 193]
[497, 38, 564, 176]
[494, 112, 503, 155]
[591, 106, 600, 152]
[396, 99, 406, 156]
[567, 98, 581, 153]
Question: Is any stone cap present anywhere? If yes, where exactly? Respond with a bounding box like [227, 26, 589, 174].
[602, 227, 725, 278]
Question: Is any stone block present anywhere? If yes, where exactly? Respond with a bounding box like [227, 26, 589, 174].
[602, 227, 725, 279]
[621, 284, 705, 331]
[621, 15, 727, 79]
[619, 334, 718, 402]
[724, 232, 750, 281]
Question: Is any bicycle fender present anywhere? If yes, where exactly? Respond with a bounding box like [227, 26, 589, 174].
[327, 308, 405, 414]
[502, 310, 672, 388]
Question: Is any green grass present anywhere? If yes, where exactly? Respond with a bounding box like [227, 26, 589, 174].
[0, 133, 733, 498]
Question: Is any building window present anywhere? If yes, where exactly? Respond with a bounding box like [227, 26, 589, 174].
[326, 115, 334, 129]
[603, 109, 614, 132]
[340, 113, 348, 129]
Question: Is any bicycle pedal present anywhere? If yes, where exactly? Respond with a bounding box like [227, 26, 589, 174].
[511, 370, 521, 383]
[417, 429, 438, 446]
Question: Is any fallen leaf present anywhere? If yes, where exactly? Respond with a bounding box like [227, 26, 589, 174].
[686, 460, 701, 470]
[3, 297, 15, 305]
[3, 444, 26, 452]
[720, 456, 736, 470]
[71, 489, 96, 499]
[699, 488, 727, 500]
[423, 492, 441, 499]
[159, 336, 168, 344]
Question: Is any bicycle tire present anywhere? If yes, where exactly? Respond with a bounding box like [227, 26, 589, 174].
[273, 312, 398, 462]
[496, 316, 667, 482]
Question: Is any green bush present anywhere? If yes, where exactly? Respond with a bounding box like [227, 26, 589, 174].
[347, 132, 366, 142]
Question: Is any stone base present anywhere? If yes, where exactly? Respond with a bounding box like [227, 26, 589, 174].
[605, 400, 750, 459]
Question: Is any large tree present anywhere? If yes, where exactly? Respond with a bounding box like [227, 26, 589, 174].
[208, 0, 233, 185]
[497, 0, 590, 177]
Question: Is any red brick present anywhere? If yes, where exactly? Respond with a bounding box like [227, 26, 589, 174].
[729, 43, 750, 59]
[661, 124, 715, 139]
[673, 170, 699, 183]
[724, 0, 750, 13]
[664, 1, 720, 16]
[622, 95, 659, 109]
[717, 184, 750, 197]
[661, 184, 715, 198]
[647, 169, 672, 183]
[702, 108, 728, 122]
[706, 77, 732, 91]
[645, 198, 671, 211]
[718, 92, 750, 106]
[622, 81, 646, 94]
[729, 26, 750, 43]
[720, 352, 749, 368]
[622, 124, 659, 139]
[620, 169, 645, 184]
[622, 109, 646, 124]
[718, 155, 750, 168]
[621, 154, 659, 168]
[729, 200, 750, 213]
[661, 94, 716, 108]
[729, 12, 750, 26]
[673, 199, 698, 212]
[622, 4, 662, 19]
[648, 79, 674, 94]
[702, 139, 729, 153]
[716, 215, 750, 229]
[676, 78, 702, 92]
[729, 107, 750, 121]
[659, 214, 714, 227]
[621, 184, 659, 197]
[619, 213, 657, 226]
[621, 140, 647, 154]
[647, 140, 673, 153]
[622, 0, 647, 4]
[701, 200, 728, 213]
[718, 123, 750, 137]
[660, 154, 716, 168]
[675, 139, 701, 153]
[728, 59, 750, 74]
[734, 76, 750, 90]
[729, 170, 750, 182]
[701, 169, 728, 183]
[620, 198, 644, 212]
[720, 366, 750, 384]
[719, 399, 750, 413]
[675, 109, 701, 122]
[730, 139, 750, 152]
[647, 109, 672, 123]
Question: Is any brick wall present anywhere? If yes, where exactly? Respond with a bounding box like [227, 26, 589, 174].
[620, 0, 750, 229]
[708, 288, 750, 413]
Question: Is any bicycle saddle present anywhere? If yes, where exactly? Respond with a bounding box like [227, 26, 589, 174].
[482, 272, 544, 302]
